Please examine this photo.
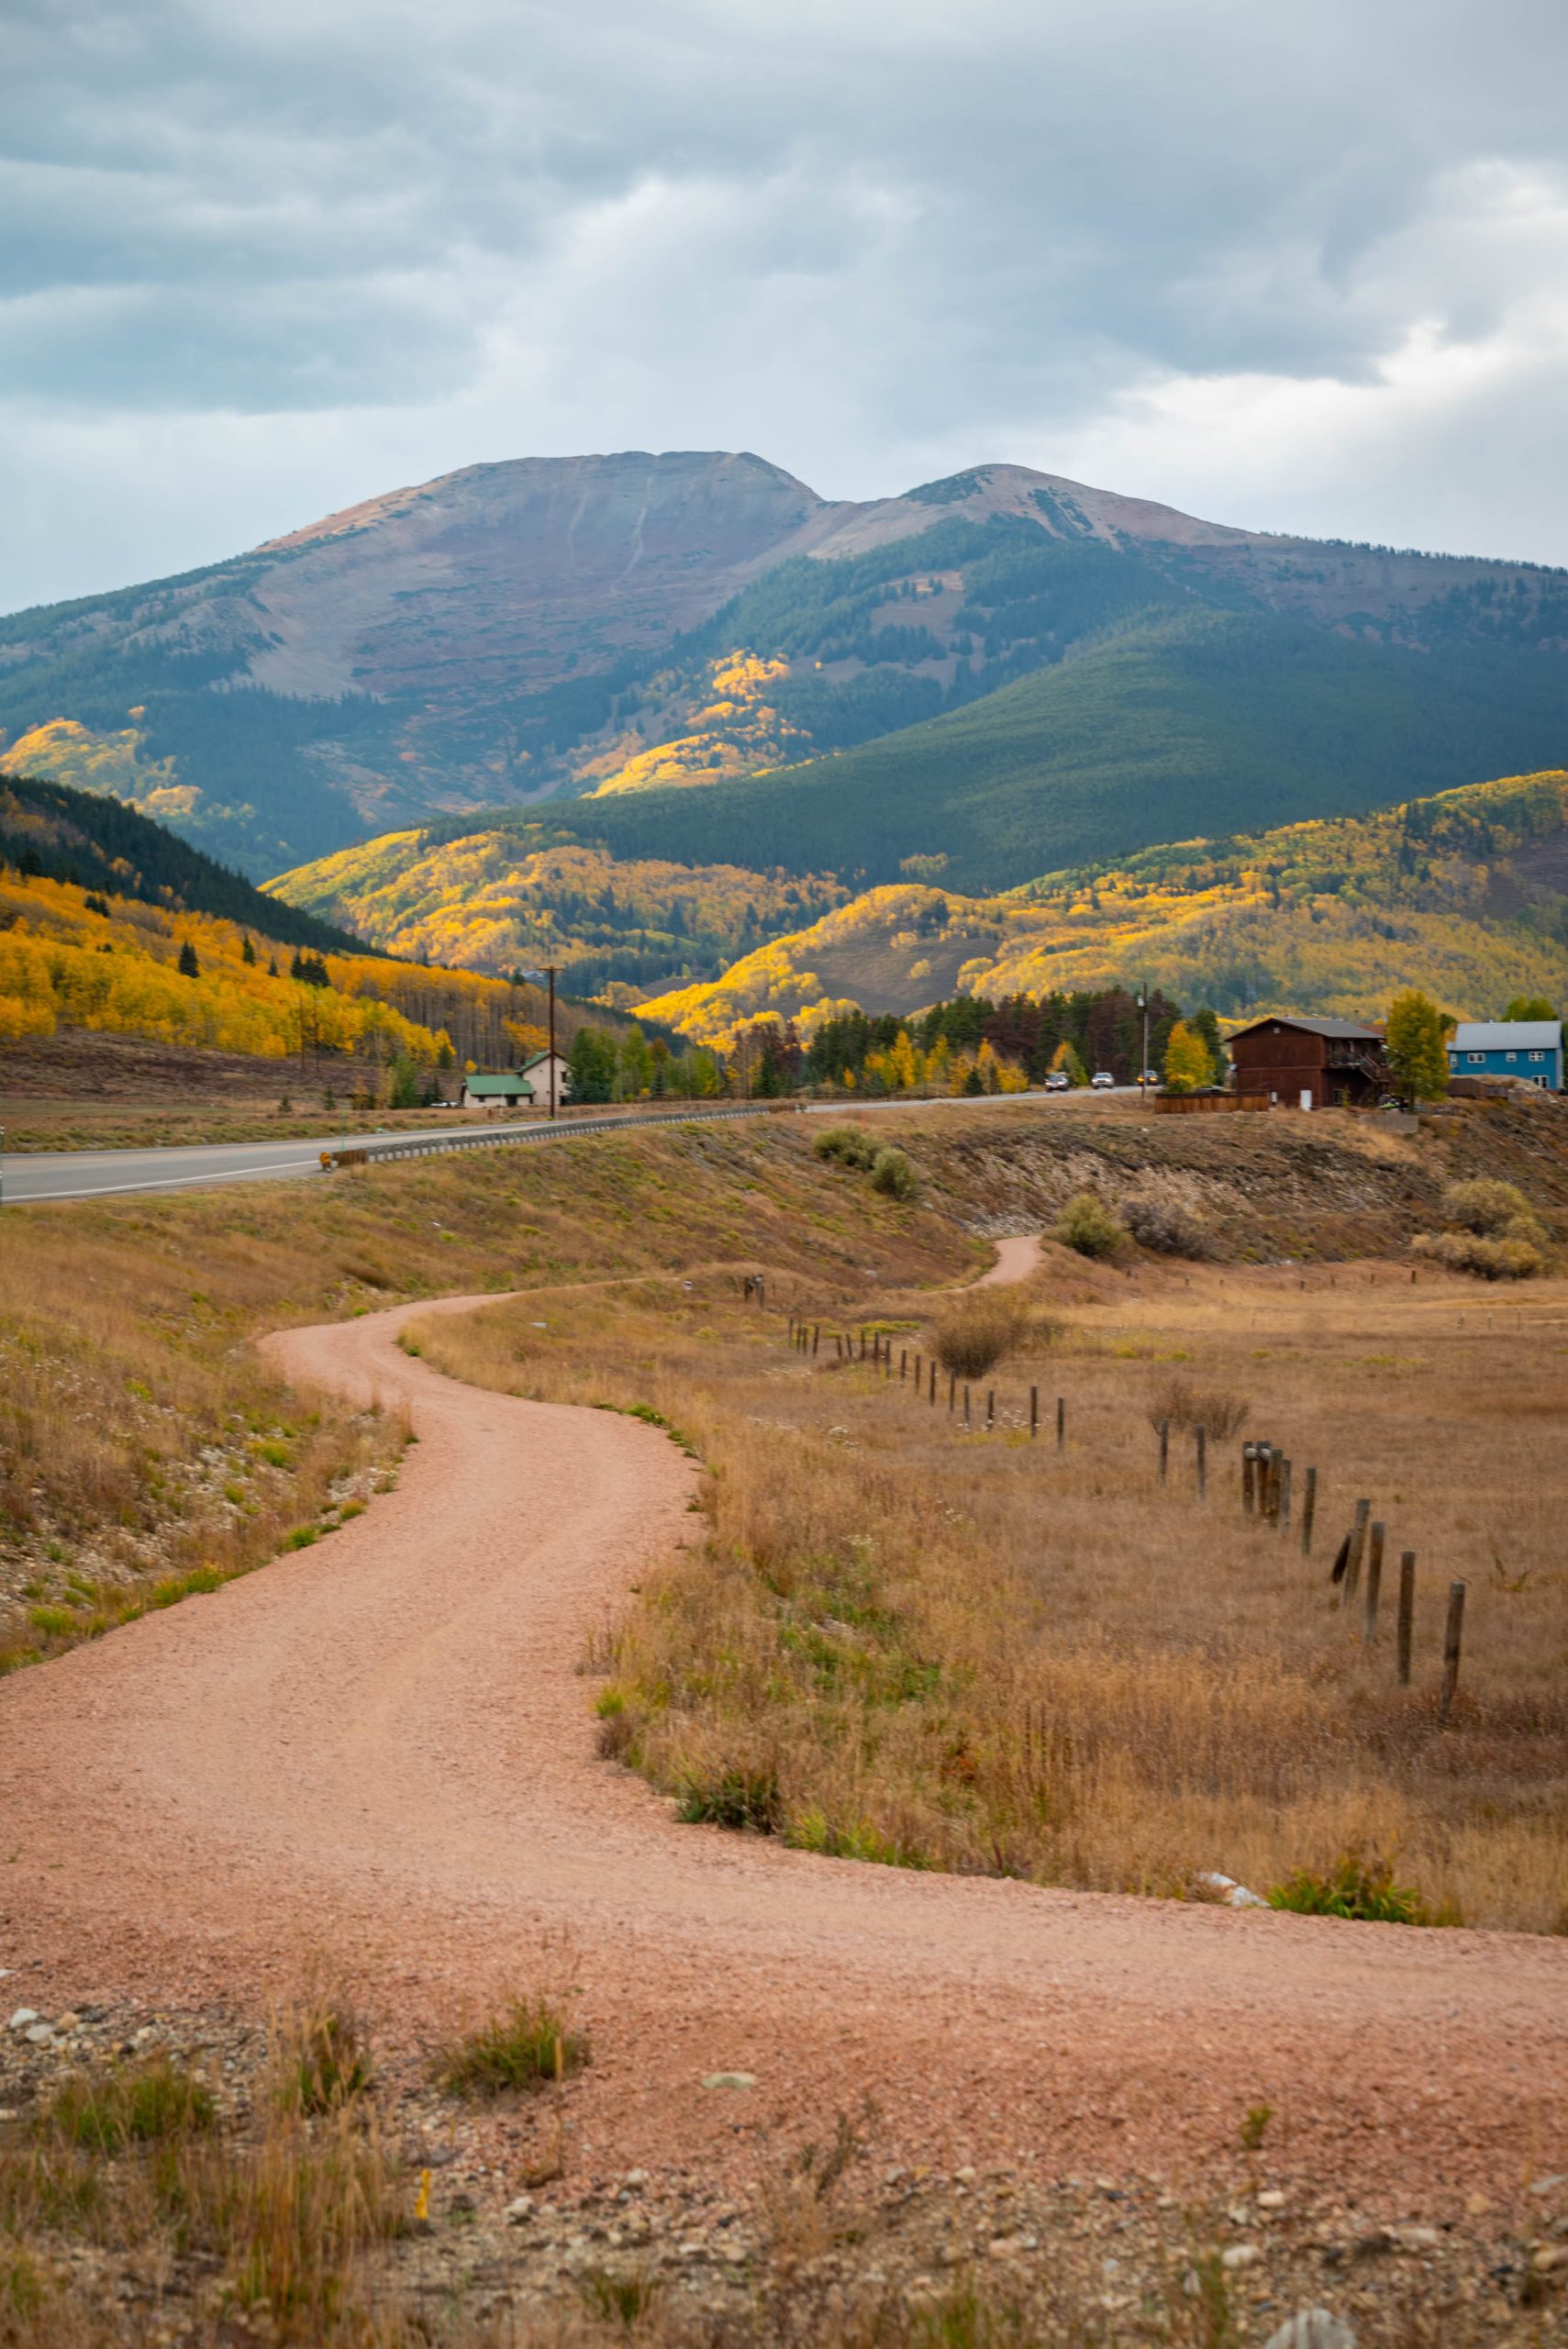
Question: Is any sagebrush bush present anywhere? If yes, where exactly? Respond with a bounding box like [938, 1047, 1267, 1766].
[813, 1125, 877, 1170]
[1442, 1177, 1540, 1239]
[870, 1146, 917, 1201]
[1122, 1193, 1210, 1257]
[1053, 1190, 1127, 1259]
[929, 1289, 1035, 1379]
[1413, 1229, 1543, 1280]
[1144, 1374, 1248, 1441]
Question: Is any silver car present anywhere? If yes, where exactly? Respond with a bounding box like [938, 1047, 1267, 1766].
[1091, 1070, 1116, 1089]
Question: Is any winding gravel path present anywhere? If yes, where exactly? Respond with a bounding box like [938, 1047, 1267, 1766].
[1, 1266, 1562, 2198]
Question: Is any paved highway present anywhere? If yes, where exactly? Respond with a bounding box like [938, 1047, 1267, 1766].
[2, 1086, 1142, 1205]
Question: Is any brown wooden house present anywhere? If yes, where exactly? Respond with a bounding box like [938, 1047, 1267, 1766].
[1227, 1016, 1388, 1109]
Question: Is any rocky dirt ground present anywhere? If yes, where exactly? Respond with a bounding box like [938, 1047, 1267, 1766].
[3, 1992, 1565, 2344]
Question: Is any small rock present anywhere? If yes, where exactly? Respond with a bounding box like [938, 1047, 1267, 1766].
[987, 2236, 1026, 2259]
[1222, 2243, 1260, 2269]
[23, 2024, 55, 2046]
[505, 2197, 534, 2223]
[1532, 2245, 1568, 2275]
[6, 2009, 39, 2032]
[1530, 2174, 1568, 2199]
[622, 2169, 650, 2191]
[701, 2072, 756, 2091]
[53, 2012, 80, 2032]
[1196, 1870, 1270, 1909]
[1395, 2225, 1441, 2252]
[1257, 2189, 1287, 2210]
[1262, 2315, 1357, 2349]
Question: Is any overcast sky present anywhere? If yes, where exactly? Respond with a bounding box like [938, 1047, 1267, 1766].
[6, 0, 1568, 611]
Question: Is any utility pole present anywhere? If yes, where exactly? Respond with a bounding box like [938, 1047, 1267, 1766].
[1136, 984, 1149, 1102]
[548, 964, 557, 1120]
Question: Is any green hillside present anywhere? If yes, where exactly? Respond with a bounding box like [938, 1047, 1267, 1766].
[0, 771, 369, 954]
[534, 607, 1568, 893]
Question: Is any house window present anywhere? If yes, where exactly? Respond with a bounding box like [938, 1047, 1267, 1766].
[1529, 1051, 1545, 1062]
[1506, 1052, 1518, 1063]
[1466, 1052, 1485, 1063]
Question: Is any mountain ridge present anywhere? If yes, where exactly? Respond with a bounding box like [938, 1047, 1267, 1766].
[5, 448, 1567, 878]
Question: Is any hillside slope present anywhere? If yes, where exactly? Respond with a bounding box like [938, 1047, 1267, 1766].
[6, 450, 1568, 875]
[637, 768, 1568, 1042]
[548, 608, 1568, 893]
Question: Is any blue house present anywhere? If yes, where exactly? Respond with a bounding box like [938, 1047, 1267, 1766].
[1447, 1020, 1562, 1090]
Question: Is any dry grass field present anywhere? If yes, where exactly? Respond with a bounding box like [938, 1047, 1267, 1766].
[413, 1240, 1568, 1936]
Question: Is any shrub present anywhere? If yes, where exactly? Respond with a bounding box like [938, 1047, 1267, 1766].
[870, 1146, 917, 1200]
[1122, 1193, 1210, 1257]
[438, 1995, 590, 2097]
[1145, 1374, 1249, 1441]
[1442, 1178, 1546, 1244]
[1268, 1849, 1443, 1925]
[285, 2004, 373, 2116]
[1053, 1190, 1127, 1259]
[929, 1289, 1035, 1380]
[813, 1125, 876, 1170]
[1413, 1230, 1543, 1280]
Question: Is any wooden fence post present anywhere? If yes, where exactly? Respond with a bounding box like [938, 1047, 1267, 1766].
[1278, 1457, 1292, 1533]
[1440, 1580, 1466, 1721]
[949, 1373, 956, 1415]
[1242, 1443, 1257, 1515]
[900, 1349, 907, 1381]
[1195, 1423, 1207, 1498]
[929, 1361, 938, 1406]
[1158, 1419, 1169, 1482]
[1396, 1552, 1416, 1686]
[1340, 1499, 1370, 1607]
[812, 1324, 819, 1357]
[963, 1383, 972, 1428]
[1029, 1386, 1039, 1441]
[986, 1388, 995, 1430]
[1362, 1521, 1385, 1642]
[1300, 1465, 1317, 1555]
[1056, 1396, 1065, 1450]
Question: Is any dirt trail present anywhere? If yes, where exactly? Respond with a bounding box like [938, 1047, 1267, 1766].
[1, 1265, 1563, 2200]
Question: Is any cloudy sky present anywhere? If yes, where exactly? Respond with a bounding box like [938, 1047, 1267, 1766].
[6, 0, 1568, 610]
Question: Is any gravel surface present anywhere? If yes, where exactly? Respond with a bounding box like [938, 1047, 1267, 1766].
[1, 1282, 1563, 2281]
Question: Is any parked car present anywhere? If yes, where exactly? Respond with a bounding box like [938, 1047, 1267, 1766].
[1091, 1070, 1116, 1089]
[1045, 1070, 1071, 1092]
[1140, 1067, 1161, 1085]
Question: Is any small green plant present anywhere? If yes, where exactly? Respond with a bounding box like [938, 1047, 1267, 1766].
[47, 2057, 216, 2153]
[1054, 1190, 1127, 1259]
[438, 1995, 589, 2098]
[1238, 2100, 1272, 2152]
[1268, 1849, 1440, 1924]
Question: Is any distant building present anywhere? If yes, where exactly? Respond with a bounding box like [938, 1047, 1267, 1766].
[516, 1049, 573, 1110]
[1447, 1020, 1562, 1091]
[1227, 1015, 1388, 1110]
[459, 1071, 535, 1110]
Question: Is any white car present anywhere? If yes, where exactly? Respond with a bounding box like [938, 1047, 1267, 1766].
[1090, 1070, 1117, 1089]
[1045, 1070, 1070, 1092]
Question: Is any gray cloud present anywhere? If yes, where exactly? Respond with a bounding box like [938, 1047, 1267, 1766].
[5, 0, 1568, 607]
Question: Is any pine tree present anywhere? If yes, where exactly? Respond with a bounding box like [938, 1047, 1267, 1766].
[241, 935, 256, 965]
[178, 941, 199, 979]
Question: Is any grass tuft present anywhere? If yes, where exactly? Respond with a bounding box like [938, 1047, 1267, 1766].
[437, 1995, 590, 2098]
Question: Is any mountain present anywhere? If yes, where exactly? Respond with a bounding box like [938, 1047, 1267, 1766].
[631, 767, 1568, 1042]
[6, 450, 1568, 878]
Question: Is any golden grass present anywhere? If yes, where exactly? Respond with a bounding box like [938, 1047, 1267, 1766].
[0, 1118, 972, 1674]
[413, 1246, 1568, 1934]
